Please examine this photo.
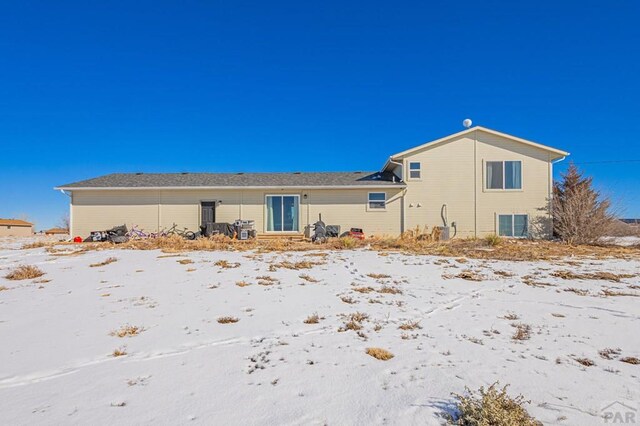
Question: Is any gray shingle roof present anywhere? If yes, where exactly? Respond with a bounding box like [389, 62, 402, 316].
[57, 171, 404, 189]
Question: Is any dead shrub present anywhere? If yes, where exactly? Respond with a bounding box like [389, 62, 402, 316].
[112, 347, 127, 357]
[599, 348, 621, 360]
[378, 286, 402, 295]
[551, 270, 635, 282]
[340, 295, 357, 304]
[365, 347, 394, 361]
[485, 234, 503, 247]
[5, 265, 45, 280]
[299, 274, 319, 283]
[398, 320, 421, 331]
[217, 316, 239, 324]
[215, 260, 240, 269]
[620, 357, 640, 365]
[336, 236, 358, 249]
[367, 273, 391, 279]
[501, 312, 519, 321]
[110, 324, 142, 338]
[90, 257, 118, 267]
[511, 323, 531, 341]
[303, 313, 321, 324]
[574, 357, 595, 367]
[450, 382, 541, 426]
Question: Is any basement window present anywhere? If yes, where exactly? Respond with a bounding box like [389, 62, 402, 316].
[498, 214, 528, 237]
[486, 161, 522, 190]
[408, 162, 421, 179]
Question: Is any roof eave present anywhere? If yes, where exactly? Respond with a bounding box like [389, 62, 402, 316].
[54, 184, 406, 191]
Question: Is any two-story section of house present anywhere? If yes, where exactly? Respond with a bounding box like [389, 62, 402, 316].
[382, 126, 569, 238]
[56, 126, 568, 239]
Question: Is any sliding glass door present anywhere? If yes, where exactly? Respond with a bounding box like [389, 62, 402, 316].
[266, 195, 299, 232]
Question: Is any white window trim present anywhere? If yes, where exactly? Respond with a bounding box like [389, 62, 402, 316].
[495, 213, 529, 238]
[407, 161, 422, 181]
[483, 160, 523, 192]
[264, 194, 301, 233]
[367, 192, 387, 212]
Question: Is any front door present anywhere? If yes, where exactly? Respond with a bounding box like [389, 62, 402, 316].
[201, 201, 216, 226]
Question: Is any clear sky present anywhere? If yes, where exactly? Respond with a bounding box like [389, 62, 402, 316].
[1, 1, 639, 230]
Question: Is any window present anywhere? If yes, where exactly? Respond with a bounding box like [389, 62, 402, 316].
[266, 195, 299, 232]
[368, 192, 386, 210]
[408, 162, 421, 179]
[486, 161, 522, 190]
[498, 214, 528, 237]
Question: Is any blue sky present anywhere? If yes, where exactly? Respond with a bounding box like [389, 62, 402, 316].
[1, 1, 639, 230]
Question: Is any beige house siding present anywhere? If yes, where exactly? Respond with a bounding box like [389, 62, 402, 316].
[71, 188, 403, 238]
[398, 129, 554, 238]
[0, 225, 33, 237]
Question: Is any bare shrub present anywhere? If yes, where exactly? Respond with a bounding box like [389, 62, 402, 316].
[511, 323, 531, 341]
[398, 320, 421, 331]
[620, 357, 639, 365]
[217, 316, 239, 324]
[340, 295, 357, 304]
[112, 347, 127, 357]
[485, 234, 502, 247]
[574, 357, 595, 367]
[553, 164, 616, 244]
[5, 265, 45, 280]
[303, 313, 321, 324]
[110, 325, 142, 338]
[365, 347, 394, 361]
[90, 257, 118, 267]
[598, 348, 621, 360]
[450, 382, 541, 425]
[501, 312, 519, 321]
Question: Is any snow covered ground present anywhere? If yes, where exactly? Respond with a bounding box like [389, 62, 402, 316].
[0, 240, 638, 425]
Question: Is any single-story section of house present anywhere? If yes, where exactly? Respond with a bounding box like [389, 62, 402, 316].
[0, 219, 34, 237]
[44, 227, 70, 236]
[56, 126, 569, 239]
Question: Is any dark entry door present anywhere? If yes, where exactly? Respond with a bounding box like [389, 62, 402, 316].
[201, 201, 216, 226]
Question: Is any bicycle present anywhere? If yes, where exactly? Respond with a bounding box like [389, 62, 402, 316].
[166, 223, 196, 240]
[126, 225, 150, 240]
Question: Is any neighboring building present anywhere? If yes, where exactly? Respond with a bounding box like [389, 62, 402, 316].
[44, 227, 69, 235]
[56, 126, 569, 239]
[0, 219, 34, 237]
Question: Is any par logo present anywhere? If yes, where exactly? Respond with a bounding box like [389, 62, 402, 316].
[602, 401, 637, 424]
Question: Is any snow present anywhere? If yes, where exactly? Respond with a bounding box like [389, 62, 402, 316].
[0, 240, 638, 425]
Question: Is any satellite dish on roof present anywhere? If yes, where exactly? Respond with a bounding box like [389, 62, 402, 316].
[463, 118, 472, 128]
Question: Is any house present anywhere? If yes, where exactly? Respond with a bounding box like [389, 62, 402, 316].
[44, 227, 69, 236]
[55, 126, 569, 239]
[0, 219, 34, 237]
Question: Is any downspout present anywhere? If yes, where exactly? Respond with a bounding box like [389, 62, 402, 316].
[473, 129, 478, 238]
[387, 157, 405, 233]
[549, 155, 567, 238]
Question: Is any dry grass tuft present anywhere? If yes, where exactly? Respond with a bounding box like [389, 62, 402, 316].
[494, 270, 515, 277]
[574, 357, 595, 367]
[340, 295, 357, 304]
[90, 257, 118, 267]
[217, 316, 239, 324]
[269, 260, 323, 271]
[177, 259, 193, 265]
[235, 281, 251, 287]
[352, 286, 375, 293]
[0, 285, 9, 291]
[110, 324, 142, 338]
[484, 234, 503, 247]
[365, 347, 394, 361]
[551, 312, 566, 318]
[511, 323, 531, 341]
[598, 348, 621, 360]
[620, 356, 640, 365]
[564, 287, 590, 296]
[214, 260, 240, 269]
[378, 286, 403, 295]
[398, 320, 422, 331]
[367, 273, 391, 279]
[299, 274, 319, 283]
[303, 313, 321, 324]
[551, 270, 635, 282]
[112, 347, 127, 357]
[5, 265, 45, 280]
[501, 312, 520, 321]
[451, 382, 541, 426]
[455, 270, 485, 281]
[257, 275, 279, 286]
[601, 288, 639, 297]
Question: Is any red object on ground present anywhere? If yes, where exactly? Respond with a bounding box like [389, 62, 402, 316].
[347, 228, 365, 240]
[73, 236, 83, 243]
